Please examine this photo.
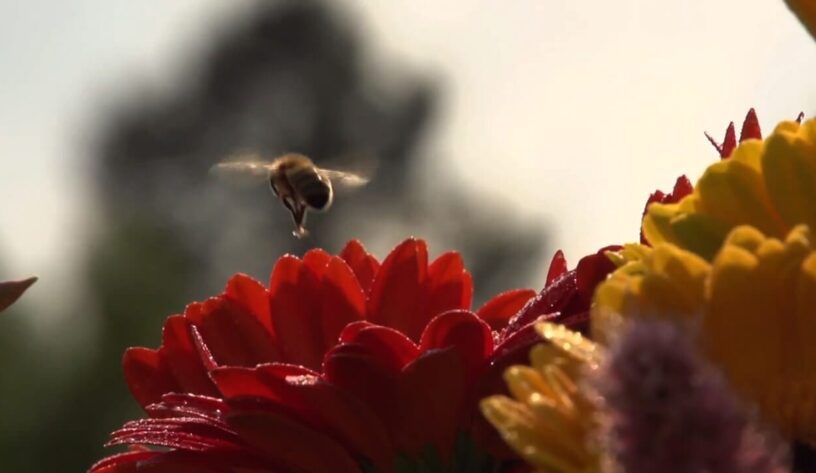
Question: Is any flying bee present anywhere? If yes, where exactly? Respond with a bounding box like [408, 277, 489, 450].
[211, 152, 370, 238]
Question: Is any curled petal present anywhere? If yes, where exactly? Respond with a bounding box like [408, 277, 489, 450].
[336, 323, 419, 371]
[476, 288, 536, 331]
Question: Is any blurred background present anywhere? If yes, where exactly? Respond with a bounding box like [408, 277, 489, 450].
[0, 0, 814, 470]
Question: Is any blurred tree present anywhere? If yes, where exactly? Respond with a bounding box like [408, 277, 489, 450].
[0, 1, 546, 471]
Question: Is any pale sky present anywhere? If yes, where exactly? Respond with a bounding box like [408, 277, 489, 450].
[1, 0, 814, 315]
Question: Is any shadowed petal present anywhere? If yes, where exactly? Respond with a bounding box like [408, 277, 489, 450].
[268, 255, 324, 369]
[340, 239, 380, 294]
[367, 238, 429, 340]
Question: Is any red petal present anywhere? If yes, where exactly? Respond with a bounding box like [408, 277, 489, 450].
[422, 252, 473, 333]
[0, 276, 36, 312]
[91, 450, 251, 473]
[398, 348, 465, 458]
[721, 121, 737, 158]
[211, 364, 315, 404]
[739, 108, 762, 142]
[186, 297, 280, 367]
[268, 256, 324, 369]
[575, 246, 618, 297]
[123, 347, 179, 408]
[670, 175, 693, 199]
[641, 176, 692, 244]
[323, 346, 401, 437]
[303, 248, 333, 278]
[476, 289, 537, 331]
[336, 324, 419, 371]
[227, 411, 362, 473]
[419, 310, 493, 383]
[319, 257, 365, 351]
[367, 238, 428, 340]
[704, 131, 723, 156]
[282, 377, 395, 473]
[160, 316, 219, 397]
[89, 450, 161, 473]
[503, 273, 577, 337]
[107, 417, 240, 451]
[545, 251, 567, 287]
[223, 273, 273, 336]
[339, 240, 380, 294]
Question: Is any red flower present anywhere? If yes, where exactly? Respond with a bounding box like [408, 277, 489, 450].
[91, 239, 616, 473]
[640, 109, 770, 245]
[0, 276, 36, 313]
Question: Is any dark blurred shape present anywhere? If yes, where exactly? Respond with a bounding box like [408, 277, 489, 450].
[0, 1, 545, 470]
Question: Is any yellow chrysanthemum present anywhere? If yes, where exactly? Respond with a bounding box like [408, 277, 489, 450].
[644, 118, 816, 260]
[480, 323, 602, 473]
[594, 224, 816, 442]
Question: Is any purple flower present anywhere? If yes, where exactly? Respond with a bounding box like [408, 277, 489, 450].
[595, 319, 788, 473]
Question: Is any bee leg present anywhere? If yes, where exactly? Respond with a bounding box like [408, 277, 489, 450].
[283, 198, 309, 238]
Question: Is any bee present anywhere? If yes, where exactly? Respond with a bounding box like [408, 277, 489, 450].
[211, 152, 369, 238]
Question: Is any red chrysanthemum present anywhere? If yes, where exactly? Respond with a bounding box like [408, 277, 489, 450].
[91, 239, 617, 473]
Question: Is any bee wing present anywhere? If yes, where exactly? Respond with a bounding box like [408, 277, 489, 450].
[318, 169, 370, 189]
[210, 153, 275, 186]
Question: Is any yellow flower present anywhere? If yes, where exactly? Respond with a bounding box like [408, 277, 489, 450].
[643, 118, 816, 260]
[594, 224, 816, 443]
[785, 0, 816, 41]
[480, 323, 602, 473]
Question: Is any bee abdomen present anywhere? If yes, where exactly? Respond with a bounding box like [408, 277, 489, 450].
[289, 168, 333, 210]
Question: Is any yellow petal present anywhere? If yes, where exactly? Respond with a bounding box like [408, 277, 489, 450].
[763, 120, 816, 231]
[785, 0, 816, 41]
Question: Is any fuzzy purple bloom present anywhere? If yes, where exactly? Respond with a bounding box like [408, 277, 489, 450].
[595, 319, 788, 473]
